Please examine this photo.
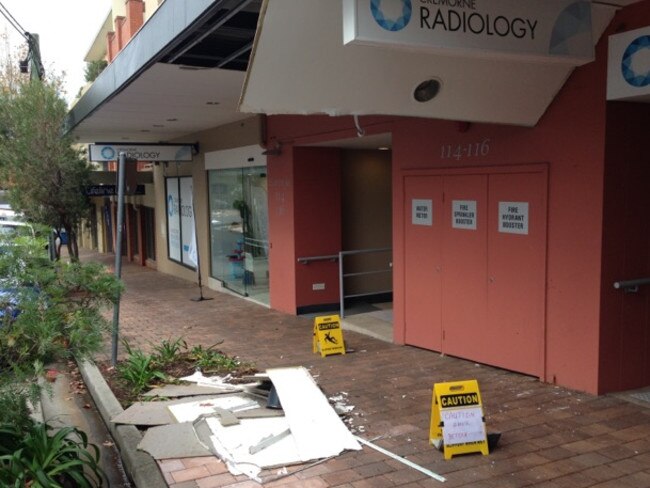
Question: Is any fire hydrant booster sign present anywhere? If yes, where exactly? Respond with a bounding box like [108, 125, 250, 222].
[343, 0, 594, 65]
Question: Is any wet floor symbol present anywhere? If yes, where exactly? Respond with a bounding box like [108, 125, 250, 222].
[325, 332, 338, 344]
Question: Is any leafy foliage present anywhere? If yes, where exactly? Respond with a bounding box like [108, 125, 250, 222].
[151, 337, 187, 366]
[84, 60, 107, 83]
[0, 421, 105, 487]
[189, 343, 241, 371]
[0, 59, 92, 261]
[0, 237, 122, 377]
[115, 338, 252, 399]
[118, 341, 167, 395]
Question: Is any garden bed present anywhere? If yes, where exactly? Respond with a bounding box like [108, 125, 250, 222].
[96, 340, 257, 408]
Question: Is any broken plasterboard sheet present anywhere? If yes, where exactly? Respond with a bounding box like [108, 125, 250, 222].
[168, 394, 261, 423]
[111, 396, 217, 426]
[137, 423, 213, 459]
[206, 416, 303, 469]
[267, 367, 361, 460]
[235, 407, 284, 419]
[143, 384, 239, 398]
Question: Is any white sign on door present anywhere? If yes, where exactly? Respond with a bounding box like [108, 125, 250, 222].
[499, 202, 529, 235]
[412, 199, 432, 226]
[452, 200, 477, 230]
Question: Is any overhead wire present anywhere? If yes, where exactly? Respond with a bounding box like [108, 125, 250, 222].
[0, 1, 28, 40]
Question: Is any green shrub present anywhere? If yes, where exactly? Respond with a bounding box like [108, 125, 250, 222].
[0, 234, 122, 431]
[189, 344, 241, 371]
[0, 421, 105, 487]
[151, 337, 186, 366]
[118, 341, 166, 395]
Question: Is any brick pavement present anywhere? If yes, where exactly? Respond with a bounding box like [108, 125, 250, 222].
[85, 250, 650, 487]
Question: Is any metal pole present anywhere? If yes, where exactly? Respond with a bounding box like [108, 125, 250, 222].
[339, 251, 345, 318]
[111, 152, 126, 366]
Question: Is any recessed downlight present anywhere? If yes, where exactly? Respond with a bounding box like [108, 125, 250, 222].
[413, 78, 441, 103]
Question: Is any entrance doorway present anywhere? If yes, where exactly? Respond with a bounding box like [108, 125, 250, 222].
[404, 166, 548, 377]
[209, 166, 269, 303]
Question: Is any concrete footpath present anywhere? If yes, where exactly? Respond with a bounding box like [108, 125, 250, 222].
[82, 249, 650, 488]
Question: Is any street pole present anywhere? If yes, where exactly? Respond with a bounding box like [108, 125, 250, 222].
[111, 152, 126, 366]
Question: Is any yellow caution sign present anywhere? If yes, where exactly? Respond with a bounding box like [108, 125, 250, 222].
[312, 315, 346, 358]
[430, 380, 489, 460]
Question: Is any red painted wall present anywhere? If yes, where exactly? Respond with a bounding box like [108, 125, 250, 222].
[599, 101, 650, 393]
[263, 2, 650, 393]
[267, 145, 344, 313]
[267, 147, 296, 314]
[293, 147, 342, 310]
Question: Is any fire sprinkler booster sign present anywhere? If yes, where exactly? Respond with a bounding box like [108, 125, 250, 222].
[343, 0, 594, 65]
[452, 200, 477, 230]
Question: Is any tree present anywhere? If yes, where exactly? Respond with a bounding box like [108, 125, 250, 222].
[84, 59, 107, 83]
[0, 56, 92, 261]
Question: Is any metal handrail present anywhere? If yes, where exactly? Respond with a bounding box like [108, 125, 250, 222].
[339, 247, 392, 318]
[613, 277, 650, 293]
[297, 254, 339, 265]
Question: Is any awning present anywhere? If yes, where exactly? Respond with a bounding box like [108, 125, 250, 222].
[239, 0, 632, 127]
[66, 0, 261, 143]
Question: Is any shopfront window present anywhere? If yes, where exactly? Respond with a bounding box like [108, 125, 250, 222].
[165, 176, 196, 269]
[208, 167, 269, 303]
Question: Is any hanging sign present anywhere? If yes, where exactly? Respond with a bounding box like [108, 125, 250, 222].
[412, 199, 433, 226]
[313, 315, 346, 357]
[343, 0, 594, 65]
[430, 380, 489, 460]
[607, 26, 650, 101]
[452, 200, 477, 230]
[88, 144, 193, 162]
[498, 202, 529, 235]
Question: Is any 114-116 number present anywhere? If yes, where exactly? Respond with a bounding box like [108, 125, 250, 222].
[441, 139, 491, 160]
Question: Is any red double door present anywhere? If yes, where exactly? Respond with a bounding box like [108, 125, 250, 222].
[404, 168, 547, 377]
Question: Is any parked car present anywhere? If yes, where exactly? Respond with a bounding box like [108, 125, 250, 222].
[0, 221, 35, 239]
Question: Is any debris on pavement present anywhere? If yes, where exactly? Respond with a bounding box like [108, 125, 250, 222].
[143, 383, 239, 398]
[124, 366, 368, 483]
[137, 422, 213, 459]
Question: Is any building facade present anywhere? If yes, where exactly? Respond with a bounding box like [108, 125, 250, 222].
[69, 0, 650, 395]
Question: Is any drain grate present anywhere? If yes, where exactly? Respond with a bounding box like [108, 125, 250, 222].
[629, 391, 650, 403]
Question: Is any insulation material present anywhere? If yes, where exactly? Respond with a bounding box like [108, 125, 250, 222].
[180, 371, 243, 390]
[266, 367, 361, 459]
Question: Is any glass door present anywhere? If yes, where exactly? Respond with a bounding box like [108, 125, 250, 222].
[209, 167, 269, 303]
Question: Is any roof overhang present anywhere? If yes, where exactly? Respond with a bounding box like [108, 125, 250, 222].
[67, 0, 260, 144]
[239, 0, 633, 127]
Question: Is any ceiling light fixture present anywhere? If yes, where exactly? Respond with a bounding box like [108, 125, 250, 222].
[378, 146, 390, 151]
[414, 78, 442, 103]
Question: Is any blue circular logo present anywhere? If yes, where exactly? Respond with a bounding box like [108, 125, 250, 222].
[371, 0, 412, 32]
[101, 146, 116, 160]
[168, 195, 174, 217]
[621, 35, 650, 88]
